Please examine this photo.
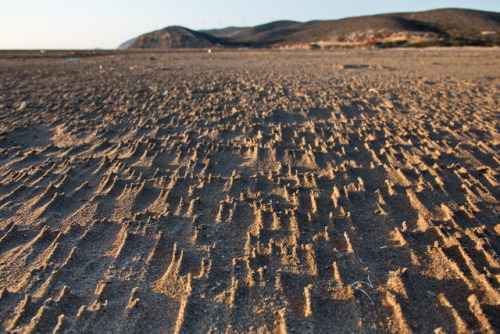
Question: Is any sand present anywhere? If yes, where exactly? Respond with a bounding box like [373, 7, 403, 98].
[0, 48, 498, 333]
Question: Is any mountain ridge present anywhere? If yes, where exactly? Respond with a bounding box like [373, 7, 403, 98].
[119, 8, 500, 49]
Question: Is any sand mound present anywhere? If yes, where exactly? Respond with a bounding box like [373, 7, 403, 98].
[0, 49, 498, 333]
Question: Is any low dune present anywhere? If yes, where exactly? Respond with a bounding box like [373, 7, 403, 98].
[0, 48, 498, 333]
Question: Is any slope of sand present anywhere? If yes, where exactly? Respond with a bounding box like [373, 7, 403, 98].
[0, 49, 499, 333]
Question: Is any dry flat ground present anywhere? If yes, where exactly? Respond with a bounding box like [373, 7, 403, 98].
[0, 48, 499, 333]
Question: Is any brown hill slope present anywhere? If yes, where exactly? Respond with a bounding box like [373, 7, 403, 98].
[273, 8, 500, 47]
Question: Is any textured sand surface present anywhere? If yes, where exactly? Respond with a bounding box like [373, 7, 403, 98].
[0, 49, 499, 333]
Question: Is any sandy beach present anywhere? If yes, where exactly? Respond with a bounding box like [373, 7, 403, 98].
[0, 48, 498, 333]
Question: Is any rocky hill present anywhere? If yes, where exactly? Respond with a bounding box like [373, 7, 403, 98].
[118, 26, 232, 49]
[120, 8, 500, 49]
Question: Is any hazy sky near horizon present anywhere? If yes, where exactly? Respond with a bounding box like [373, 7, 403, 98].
[1, 0, 499, 49]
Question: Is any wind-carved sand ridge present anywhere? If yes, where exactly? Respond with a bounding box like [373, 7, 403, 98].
[0, 49, 498, 333]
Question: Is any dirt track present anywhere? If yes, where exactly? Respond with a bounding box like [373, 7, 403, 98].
[0, 49, 499, 333]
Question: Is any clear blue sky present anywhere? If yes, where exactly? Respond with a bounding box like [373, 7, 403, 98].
[1, 0, 498, 49]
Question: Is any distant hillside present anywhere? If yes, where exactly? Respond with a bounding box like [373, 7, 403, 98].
[201, 20, 301, 45]
[118, 26, 233, 49]
[119, 8, 500, 49]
